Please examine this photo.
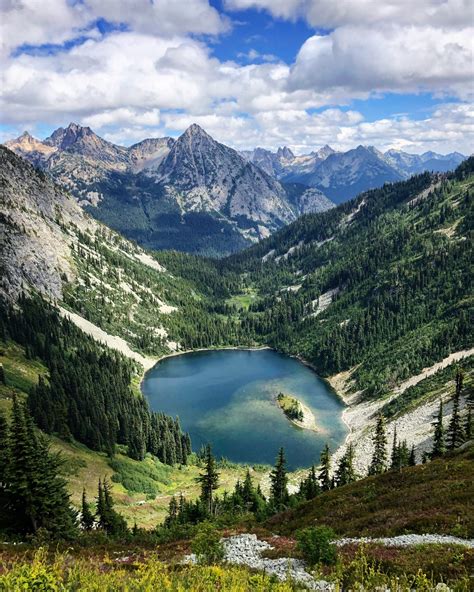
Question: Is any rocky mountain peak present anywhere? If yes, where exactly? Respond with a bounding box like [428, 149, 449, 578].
[181, 123, 211, 141]
[45, 122, 97, 150]
[277, 146, 295, 160]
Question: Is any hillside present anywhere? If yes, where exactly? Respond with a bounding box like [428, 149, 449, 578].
[224, 158, 474, 470]
[266, 445, 474, 538]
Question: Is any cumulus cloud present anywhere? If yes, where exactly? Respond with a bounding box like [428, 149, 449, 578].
[225, 0, 471, 29]
[289, 26, 473, 99]
[0, 0, 228, 59]
[1, 0, 472, 155]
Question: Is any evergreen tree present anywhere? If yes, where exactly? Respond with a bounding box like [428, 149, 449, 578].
[3, 397, 76, 537]
[465, 407, 473, 441]
[299, 465, 320, 500]
[335, 444, 356, 486]
[81, 488, 95, 531]
[447, 370, 466, 450]
[0, 365, 5, 385]
[196, 445, 219, 515]
[368, 414, 387, 475]
[165, 495, 178, 527]
[431, 399, 446, 458]
[269, 447, 289, 510]
[408, 445, 416, 466]
[318, 444, 332, 491]
[390, 426, 400, 471]
[96, 478, 128, 536]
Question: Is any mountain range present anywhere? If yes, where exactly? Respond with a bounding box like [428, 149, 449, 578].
[4, 123, 466, 255]
[242, 144, 466, 203]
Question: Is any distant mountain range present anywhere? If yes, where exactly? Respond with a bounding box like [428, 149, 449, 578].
[4, 123, 466, 254]
[241, 144, 466, 203]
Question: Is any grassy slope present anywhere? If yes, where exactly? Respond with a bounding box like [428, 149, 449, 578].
[0, 338, 272, 528]
[266, 446, 474, 538]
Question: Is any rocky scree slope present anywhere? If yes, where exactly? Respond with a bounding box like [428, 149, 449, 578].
[0, 146, 220, 362]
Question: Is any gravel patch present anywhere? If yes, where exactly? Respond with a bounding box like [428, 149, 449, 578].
[335, 534, 474, 548]
[186, 533, 333, 590]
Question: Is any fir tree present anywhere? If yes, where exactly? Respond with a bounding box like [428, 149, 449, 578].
[3, 397, 76, 537]
[368, 414, 387, 475]
[431, 399, 446, 458]
[96, 478, 127, 536]
[165, 495, 178, 527]
[269, 447, 289, 510]
[335, 444, 356, 486]
[390, 426, 400, 471]
[447, 370, 466, 450]
[299, 465, 320, 500]
[408, 445, 416, 466]
[81, 488, 94, 531]
[196, 445, 219, 515]
[318, 444, 332, 491]
[465, 407, 472, 441]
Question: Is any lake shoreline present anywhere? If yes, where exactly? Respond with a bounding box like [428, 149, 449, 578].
[139, 344, 271, 390]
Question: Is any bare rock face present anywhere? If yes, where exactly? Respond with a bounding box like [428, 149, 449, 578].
[5, 131, 57, 166]
[155, 124, 295, 235]
[128, 137, 175, 172]
[0, 145, 89, 300]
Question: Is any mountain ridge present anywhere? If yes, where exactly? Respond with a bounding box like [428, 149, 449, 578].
[4, 123, 466, 254]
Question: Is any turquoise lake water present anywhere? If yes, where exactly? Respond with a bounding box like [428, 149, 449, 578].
[142, 349, 347, 470]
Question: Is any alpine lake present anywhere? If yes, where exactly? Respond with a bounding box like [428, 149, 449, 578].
[142, 349, 347, 471]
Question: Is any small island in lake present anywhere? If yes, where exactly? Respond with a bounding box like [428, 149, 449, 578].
[276, 392, 318, 432]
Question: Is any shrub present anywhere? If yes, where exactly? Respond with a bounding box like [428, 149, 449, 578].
[191, 521, 225, 565]
[296, 526, 337, 566]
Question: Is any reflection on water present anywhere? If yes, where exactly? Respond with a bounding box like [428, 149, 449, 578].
[142, 349, 347, 470]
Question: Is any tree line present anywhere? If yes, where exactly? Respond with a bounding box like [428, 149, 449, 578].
[1, 295, 191, 464]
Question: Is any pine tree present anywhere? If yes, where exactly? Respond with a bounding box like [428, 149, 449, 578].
[96, 478, 127, 536]
[390, 426, 400, 471]
[368, 414, 387, 475]
[196, 444, 219, 515]
[4, 397, 76, 537]
[165, 495, 178, 527]
[431, 399, 446, 458]
[335, 444, 356, 486]
[408, 445, 416, 466]
[81, 488, 94, 531]
[299, 465, 320, 500]
[0, 410, 9, 529]
[465, 407, 473, 441]
[318, 444, 332, 491]
[447, 370, 465, 450]
[270, 447, 289, 510]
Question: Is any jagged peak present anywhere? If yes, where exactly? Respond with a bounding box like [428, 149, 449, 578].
[18, 131, 34, 140]
[181, 123, 211, 140]
[277, 146, 295, 159]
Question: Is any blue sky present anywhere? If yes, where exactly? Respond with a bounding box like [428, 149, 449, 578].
[0, 0, 472, 154]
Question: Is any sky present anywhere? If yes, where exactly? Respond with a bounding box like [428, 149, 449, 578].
[0, 0, 473, 154]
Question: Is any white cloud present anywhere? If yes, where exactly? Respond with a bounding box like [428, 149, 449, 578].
[0, 0, 228, 60]
[289, 26, 473, 99]
[1, 0, 472, 155]
[225, 0, 470, 29]
[237, 48, 279, 62]
[84, 0, 229, 37]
